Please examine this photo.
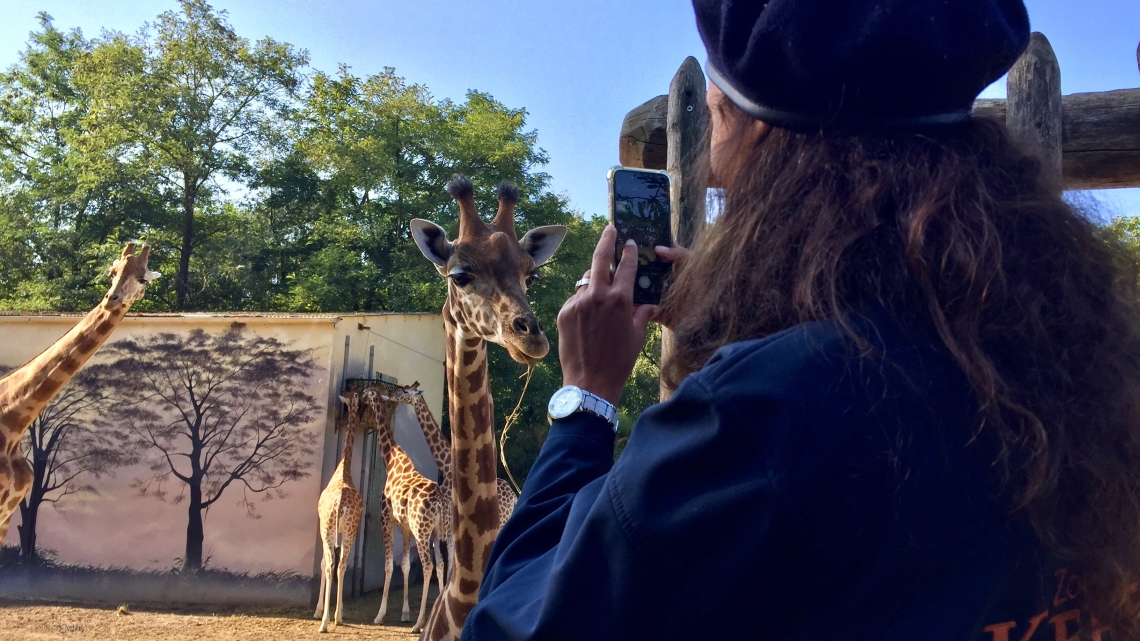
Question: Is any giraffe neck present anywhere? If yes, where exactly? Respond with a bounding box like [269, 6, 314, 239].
[336, 424, 356, 485]
[437, 300, 498, 629]
[411, 394, 452, 489]
[0, 302, 128, 440]
[374, 405, 399, 468]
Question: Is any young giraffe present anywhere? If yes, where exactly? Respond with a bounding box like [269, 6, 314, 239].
[314, 392, 368, 633]
[0, 243, 158, 543]
[386, 381, 517, 576]
[362, 389, 446, 632]
[410, 176, 566, 640]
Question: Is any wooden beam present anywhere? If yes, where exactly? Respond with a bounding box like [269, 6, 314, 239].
[623, 90, 1140, 190]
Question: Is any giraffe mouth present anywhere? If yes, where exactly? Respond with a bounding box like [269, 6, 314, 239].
[503, 336, 548, 365]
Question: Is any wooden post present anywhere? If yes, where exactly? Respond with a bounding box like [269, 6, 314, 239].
[1006, 32, 1063, 192]
[660, 57, 708, 401]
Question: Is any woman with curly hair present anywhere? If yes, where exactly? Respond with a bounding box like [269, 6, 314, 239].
[463, 1, 1140, 639]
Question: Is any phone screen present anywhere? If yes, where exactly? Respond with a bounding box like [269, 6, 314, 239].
[610, 168, 672, 306]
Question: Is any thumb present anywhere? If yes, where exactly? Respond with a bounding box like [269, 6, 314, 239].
[633, 305, 659, 333]
[654, 245, 690, 264]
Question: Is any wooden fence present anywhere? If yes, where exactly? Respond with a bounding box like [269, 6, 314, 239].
[622, 35, 1140, 399]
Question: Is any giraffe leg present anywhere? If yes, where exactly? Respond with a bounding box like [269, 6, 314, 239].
[317, 541, 335, 633]
[335, 535, 354, 626]
[400, 526, 413, 622]
[445, 529, 456, 583]
[0, 514, 11, 552]
[432, 538, 446, 606]
[412, 533, 434, 633]
[313, 545, 326, 619]
[374, 501, 394, 624]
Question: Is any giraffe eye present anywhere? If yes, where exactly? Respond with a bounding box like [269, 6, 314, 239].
[449, 271, 473, 287]
[524, 273, 537, 288]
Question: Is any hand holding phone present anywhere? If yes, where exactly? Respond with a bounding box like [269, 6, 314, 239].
[607, 167, 673, 306]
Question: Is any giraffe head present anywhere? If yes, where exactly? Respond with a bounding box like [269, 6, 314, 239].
[337, 393, 361, 430]
[359, 388, 394, 431]
[384, 381, 423, 406]
[410, 176, 567, 365]
[103, 243, 161, 311]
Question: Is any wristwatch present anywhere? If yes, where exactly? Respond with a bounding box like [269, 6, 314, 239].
[548, 385, 620, 432]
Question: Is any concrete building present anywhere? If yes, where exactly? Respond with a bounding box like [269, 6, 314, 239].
[0, 311, 445, 604]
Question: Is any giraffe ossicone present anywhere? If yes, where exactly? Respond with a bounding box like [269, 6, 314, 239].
[410, 175, 565, 641]
[0, 243, 157, 547]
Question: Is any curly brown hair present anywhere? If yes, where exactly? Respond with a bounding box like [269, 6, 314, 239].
[661, 103, 1140, 638]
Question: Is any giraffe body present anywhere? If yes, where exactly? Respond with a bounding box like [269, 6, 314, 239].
[363, 390, 449, 632]
[384, 445, 446, 632]
[387, 382, 517, 569]
[315, 393, 368, 633]
[0, 244, 157, 545]
[409, 176, 565, 640]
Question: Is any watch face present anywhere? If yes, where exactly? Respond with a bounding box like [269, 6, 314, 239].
[549, 386, 583, 419]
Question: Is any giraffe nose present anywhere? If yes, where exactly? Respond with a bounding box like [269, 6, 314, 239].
[512, 316, 541, 336]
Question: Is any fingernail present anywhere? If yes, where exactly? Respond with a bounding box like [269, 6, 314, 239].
[654, 245, 668, 253]
[625, 239, 636, 247]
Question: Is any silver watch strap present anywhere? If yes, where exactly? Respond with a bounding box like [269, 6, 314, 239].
[580, 390, 620, 432]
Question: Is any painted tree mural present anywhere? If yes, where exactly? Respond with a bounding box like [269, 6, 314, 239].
[0, 366, 131, 560]
[97, 322, 320, 572]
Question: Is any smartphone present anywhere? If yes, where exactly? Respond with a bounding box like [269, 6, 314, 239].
[607, 167, 673, 306]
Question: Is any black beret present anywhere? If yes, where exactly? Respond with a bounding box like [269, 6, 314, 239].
[693, 0, 1031, 131]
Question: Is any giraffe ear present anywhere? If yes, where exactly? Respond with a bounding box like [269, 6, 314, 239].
[410, 219, 453, 267]
[144, 270, 162, 282]
[521, 225, 568, 267]
[338, 395, 349, 405]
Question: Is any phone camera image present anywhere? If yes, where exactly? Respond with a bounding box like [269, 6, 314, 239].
[609, 168, 672, 305]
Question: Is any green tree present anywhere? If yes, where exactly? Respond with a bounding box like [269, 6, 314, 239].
[0, 14, 167, 312]
[72, 0, 308, 309]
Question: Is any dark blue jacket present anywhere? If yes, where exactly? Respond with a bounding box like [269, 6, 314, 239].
[465, 312, 1073, 640]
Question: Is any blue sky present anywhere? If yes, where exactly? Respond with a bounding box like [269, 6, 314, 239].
[1, 0, 1137, 219]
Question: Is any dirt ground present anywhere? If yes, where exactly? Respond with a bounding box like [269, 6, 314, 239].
[0, 584, 438, 640]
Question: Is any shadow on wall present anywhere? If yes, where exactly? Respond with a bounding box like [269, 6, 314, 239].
[0, 546, 311, 607]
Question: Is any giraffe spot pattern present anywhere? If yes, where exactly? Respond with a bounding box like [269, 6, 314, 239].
[455, 530, 475, 570]
[95, 319, 115, 335]
[451, 598, 474, 626]
[458, 578, 479, 595]
[475, 442, 496, 485]
[31, 379, 62, 402]
[76, 336, 97, 353]
[471, 495, 499, 536]
[481, 541, 495, 572]
[0, 411, 24, 431]
[455, 476, 473, 504]
[466, 359, 487, 395]
[462, 350, 477, 367]
[59, 356, 80, 373]
[465, 337, 481, 348]
[469, 394, 492, 434]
